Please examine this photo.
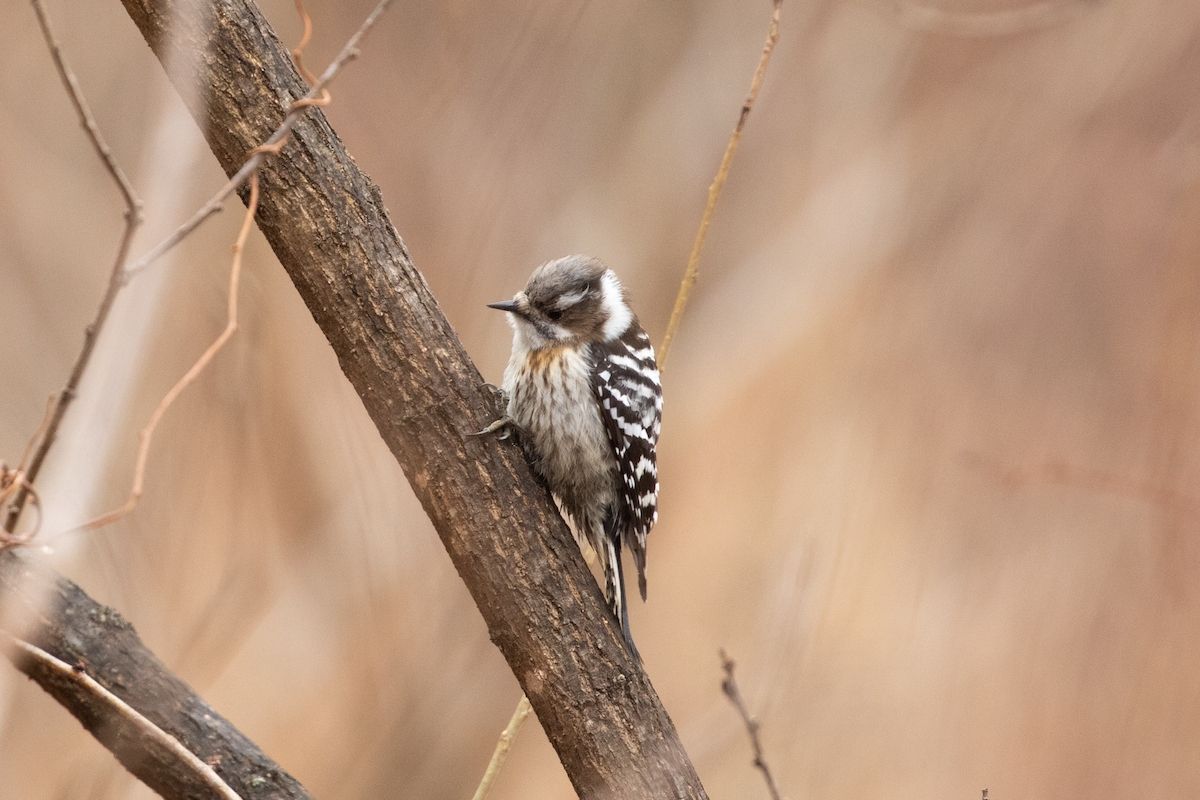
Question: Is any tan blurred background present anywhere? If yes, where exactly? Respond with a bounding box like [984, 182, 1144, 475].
[4, 0, 1200, 797]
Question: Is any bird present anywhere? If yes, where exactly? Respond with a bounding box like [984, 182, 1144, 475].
[485, 255, 662, 657]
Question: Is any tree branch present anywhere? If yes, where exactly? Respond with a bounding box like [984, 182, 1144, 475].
[4, 0, 146, 535]
[720, 650, 784, 800]
[0, 551, 313, 800]
[94, 0, 707, 796]
[5, 636, 243, 800]
[121, 0, 393, 284]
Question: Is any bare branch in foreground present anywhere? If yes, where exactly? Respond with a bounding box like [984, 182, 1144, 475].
[4, 635, 243, 800]
[0, 3, 381, 797]
[5, 0, 146, 536]
[0, 551, 315, 800]
[121, 0, 392, 284]
[112, 0, 708, 795]
[53, 0, 375, 533]
[721, 649, 784, 800]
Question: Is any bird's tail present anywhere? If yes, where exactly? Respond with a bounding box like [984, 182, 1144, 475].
[604, 535, 641, 661]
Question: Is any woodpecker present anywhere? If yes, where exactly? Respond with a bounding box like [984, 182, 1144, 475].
[486, 255, 662, 656]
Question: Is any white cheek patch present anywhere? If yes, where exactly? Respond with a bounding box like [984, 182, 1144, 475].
[512, 317, 545, 350]
[600, 270, 632, 341]
[555, 290, 587, 310]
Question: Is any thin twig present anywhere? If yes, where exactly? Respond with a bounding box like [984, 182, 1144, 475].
[5, 0, 146, 536]
[31, 0, 140, 210]
[0, 464, 40, 546]
[122, 0, 391, 283]
[720, 649, 783, 800]
[67, 173, 259, 533]
[657, 0, 782, 370]
[289, 0, 326, 93]
[43, 0, 394, 534]
[3, 634, 243, 800]
[471, 694, 534, 800]
[0, 396, 55, 545]
[17, 395, 57, 474]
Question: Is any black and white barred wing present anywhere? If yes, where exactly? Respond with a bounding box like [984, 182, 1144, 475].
[590, 324, 662, 600]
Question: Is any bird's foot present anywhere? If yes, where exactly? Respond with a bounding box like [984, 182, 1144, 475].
[469, 415, 525, 440]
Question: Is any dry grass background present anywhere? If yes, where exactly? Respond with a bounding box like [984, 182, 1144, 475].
[2, 0, 1200, 797]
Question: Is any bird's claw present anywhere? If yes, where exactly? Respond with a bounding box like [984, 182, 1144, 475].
[479, 382, 507, 405]
[470, 416, 517, 440]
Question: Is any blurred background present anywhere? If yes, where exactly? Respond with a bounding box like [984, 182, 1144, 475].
[3, 0, 1200, 797]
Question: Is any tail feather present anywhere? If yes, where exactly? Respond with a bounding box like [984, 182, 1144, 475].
[604, 534, 641, 661]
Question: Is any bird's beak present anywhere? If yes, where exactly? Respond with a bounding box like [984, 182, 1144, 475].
[487, 299, 521, 313]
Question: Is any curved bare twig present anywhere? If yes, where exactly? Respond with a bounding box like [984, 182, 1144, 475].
[5, 0, 146, 535]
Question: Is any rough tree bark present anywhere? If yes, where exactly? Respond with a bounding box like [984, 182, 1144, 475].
[0, 554, 314, 800]
[2, 0, 709, 798]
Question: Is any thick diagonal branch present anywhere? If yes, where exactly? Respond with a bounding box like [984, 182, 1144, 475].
[109, 0, 707, 797]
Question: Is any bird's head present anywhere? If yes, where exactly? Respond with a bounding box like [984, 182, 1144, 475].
[489, 255, 632, 349]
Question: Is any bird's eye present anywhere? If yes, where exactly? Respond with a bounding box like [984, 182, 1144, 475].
[547, 309, 564, 321]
